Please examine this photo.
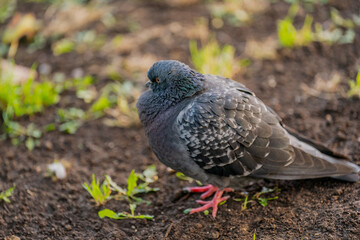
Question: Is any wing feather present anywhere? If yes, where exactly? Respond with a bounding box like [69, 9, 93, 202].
[177, 86, 294, 178]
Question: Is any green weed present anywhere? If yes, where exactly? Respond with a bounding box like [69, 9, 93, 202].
[0, 67, 60, 119]
[105, 165, 159, 207]
[234, 187, 280, 210]
[0, 185, 15, 203]
[208, 0, 268, 28]
[234, 194, 253, 210]
[176, 172, 193, 182]
[98, 209, 154, 220]
[348, 69, 360, 99]
[277, 3, 314, 47]
[278, 3, 357, 47]
[85, 165, 158, 220]
[52, 39, 75, 56]
[83, 174, 112, 206]
[95, 81, 141, 127]
[190, 39, 242, 79]
[57, 108, 86, 134]
[0, 62, 60, 150]
[52, 30, 106, 56]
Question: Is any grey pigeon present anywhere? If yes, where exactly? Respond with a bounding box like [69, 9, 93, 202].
[137, 60, 359, 217]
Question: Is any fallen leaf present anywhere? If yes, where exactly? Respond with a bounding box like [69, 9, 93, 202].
[1, 59, 38, 84]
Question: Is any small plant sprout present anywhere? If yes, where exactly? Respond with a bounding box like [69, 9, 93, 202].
[234, 193, 254, 210]
[176, 172, 203, 186]
[98, 209, 154, 220]
[0, 61, 60, 150]
[106, 165, 159, 205]
[87, 165, 159, 220]
[52, 38, 75, 56]
[176, 172, 193, 182]
[277, 3, 314, 48]
[190, 39, 242, 79]
[234, 187, 280, 210]
[57, 108, 86, 134]
[83, 174, 111, 206]
[0, 185, 15, 203]
[98, 81, 141, 127]
[208, 0, 269, 28]
[348, 69, 360, 99]
[252, 187, 280, 207]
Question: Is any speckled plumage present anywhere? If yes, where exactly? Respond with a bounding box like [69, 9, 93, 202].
[137, 60, 359, 189]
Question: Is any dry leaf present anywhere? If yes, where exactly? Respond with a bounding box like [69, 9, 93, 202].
[43, 4, 109, 37]
[245, 36, 278, 59]
[1, 59, 38, 84]
[2, 13, 41, 57]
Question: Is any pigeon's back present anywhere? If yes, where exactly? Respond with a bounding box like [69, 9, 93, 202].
[175, 74, 359, 185]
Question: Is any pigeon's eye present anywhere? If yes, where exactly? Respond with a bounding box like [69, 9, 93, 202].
[155, 78, 160, 83]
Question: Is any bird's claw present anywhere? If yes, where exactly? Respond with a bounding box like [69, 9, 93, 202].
[185, 184, 233, 217]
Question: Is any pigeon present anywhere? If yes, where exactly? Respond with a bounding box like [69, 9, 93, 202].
[137, 60, 360, 217]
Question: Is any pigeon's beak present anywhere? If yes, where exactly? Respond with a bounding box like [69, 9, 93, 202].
[145, 81, 152, 88]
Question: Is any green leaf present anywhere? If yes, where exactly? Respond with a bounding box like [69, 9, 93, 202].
[176, 172, 193, 181]
[129, 203, 136, 216]
[83, 174, 111, 206]
[59, 121, 81, 134]
[98, 209, 154, 220]
[104, 175, 127, 195]
[183, 208, 192, 214]
[53, 39, 75, 56]
[44, 123, 56, 132]
[25, 137, 35, 151]
[257, 196, 279, 207]
[234, 194, 254, 210]
[0, 185, 15, 203]
[278, 18, 297, 47]
[127, 170, 138, 197]
[98, 209, 121, 219]
[90, 95, 111, 113]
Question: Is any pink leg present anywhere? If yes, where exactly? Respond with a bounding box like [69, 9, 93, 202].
[184, 184, 217, 199]
[184, 184, 233, 218]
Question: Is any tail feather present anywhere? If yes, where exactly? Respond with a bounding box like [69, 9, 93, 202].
[253, 131, 359, 182]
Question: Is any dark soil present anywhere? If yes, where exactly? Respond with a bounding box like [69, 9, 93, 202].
[1, 0, 360, 239]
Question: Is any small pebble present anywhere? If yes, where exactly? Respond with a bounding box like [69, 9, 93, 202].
[337, 131, 346, 140]
[39, 63, 52, 75]
[48, 162, 67, 179]
[211, 231, 220, 239]
[195, 223, 203, 229]
[45, 141, 53, 150]
[65, 224, 72, 231]
[325, 114, 332, 123]
[71, 68, 84, 79]
[268, 76, 277, 88]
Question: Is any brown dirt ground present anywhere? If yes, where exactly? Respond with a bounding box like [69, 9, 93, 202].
[1, 0, 360, 239]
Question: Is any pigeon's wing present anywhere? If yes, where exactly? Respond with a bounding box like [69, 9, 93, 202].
[177, 87, 294, 177]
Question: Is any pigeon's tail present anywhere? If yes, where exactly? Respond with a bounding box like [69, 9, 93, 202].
[288, 140, 359, 182]
[255, 128, 360, 182]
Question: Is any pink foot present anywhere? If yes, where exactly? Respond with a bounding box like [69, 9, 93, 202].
[184, 184, 233, 218]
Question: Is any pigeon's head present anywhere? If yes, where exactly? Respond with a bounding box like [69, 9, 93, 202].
[146, 60, 204, 100]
